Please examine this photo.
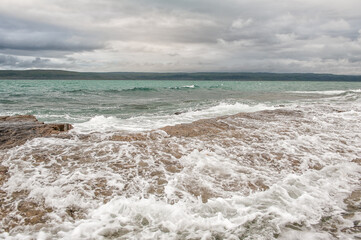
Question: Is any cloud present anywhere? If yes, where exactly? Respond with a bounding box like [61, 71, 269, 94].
[0, 54, 73, 69]
[320, 19, 351, 32]
[0, 0, 361, 73]
[0, 55, 18, 66]
[231, 18, 253, 29]
[0, 14, 104, 52]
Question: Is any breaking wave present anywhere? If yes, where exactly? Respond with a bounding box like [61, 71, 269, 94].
[288, 89, 361, 95]
[73, 102, 277, 133]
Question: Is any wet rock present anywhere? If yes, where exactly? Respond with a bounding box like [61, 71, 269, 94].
[161, 118, 233, 137]
[0, 165, 8, 185]
[17, 201, 49, 225]
[352, 158, 361, 165]
[110, 133, 148, 142]
[344, 189, 361, 212]
[66, 205, 85, 220]
[161, 109, 302, 138]
[0, 115, 73, 150]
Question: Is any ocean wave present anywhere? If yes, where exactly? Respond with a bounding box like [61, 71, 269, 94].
[63, 87, 157, 94]
[103, 86, 200, 92]
[66, 85, 204, 94]
[73, 102, 277, 134]
[0, 99, 17, 104]
[62, 89, 90, 93]
[288, 89, 361, 95]
[103, 89, 122, 93]
[122, 87, 158, 92]
[169, 85, 200, 90]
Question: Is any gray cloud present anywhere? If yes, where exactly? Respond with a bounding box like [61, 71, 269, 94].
[0, 0, 361, 74]
[0, 54, 73, 69]
[0, 55, 18, 66]
[0, 14, 104, 52]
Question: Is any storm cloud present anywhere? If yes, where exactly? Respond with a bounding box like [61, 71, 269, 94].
[0, 0, 361, 73]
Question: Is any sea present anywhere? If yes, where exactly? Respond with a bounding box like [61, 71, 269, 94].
[0, 80, 360, 239]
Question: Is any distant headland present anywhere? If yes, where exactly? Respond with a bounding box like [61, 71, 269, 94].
[0, 70, 361, 81]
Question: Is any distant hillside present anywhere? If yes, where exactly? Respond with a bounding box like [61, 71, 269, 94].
[0, 70, 361, 81]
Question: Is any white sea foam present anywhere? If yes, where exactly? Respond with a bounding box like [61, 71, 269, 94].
[288, 89, 361, 95]
[182, 85, 196, 88]
[2, 162, 359, 239]
[73, 102, 277, 133]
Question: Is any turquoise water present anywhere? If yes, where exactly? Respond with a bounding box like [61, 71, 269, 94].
[1, 80, 360, 124]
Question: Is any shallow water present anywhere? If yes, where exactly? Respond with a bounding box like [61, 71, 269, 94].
[0, 80, 360, 239]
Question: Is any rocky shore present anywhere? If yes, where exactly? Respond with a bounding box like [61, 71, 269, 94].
[0, 115, 73, 150]
[0, 115, 73, 231]
[0, 112, 360, 237]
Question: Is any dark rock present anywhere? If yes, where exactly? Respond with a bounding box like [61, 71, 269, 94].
[0, 115, 73, 150]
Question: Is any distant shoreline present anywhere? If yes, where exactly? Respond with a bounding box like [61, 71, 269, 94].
[1, 70, 361, 81]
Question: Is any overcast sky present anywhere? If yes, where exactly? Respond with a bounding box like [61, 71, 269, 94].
[1, 0, 361, 74]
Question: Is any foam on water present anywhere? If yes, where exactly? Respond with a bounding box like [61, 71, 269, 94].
[73, 102, 277, 134]
[2, 161, 359, 239]
[288, 89, 361, 95]
[63, 163, 358, 240]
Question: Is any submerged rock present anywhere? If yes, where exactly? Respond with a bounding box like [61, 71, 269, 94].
[0, 115, 73, 150]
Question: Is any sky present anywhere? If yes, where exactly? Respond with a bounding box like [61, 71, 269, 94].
[1, 0, 361, 74]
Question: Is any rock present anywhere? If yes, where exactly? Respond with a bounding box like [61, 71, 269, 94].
[161, 109, 301, 138]
[0, 115, 73, 150]
[0, 165, 9, 185]
[161, 118, 233, 137]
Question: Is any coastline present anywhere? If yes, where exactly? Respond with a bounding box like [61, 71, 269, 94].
[1, 70, 361, 81]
